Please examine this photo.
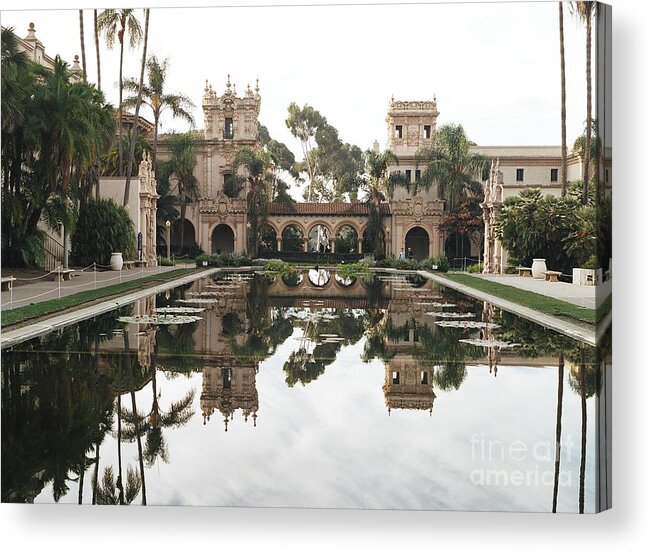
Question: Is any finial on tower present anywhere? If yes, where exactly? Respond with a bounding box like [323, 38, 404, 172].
[255, 78, 259, 93]
[226, 74, 232, 93]
[26, 22, 36, 40]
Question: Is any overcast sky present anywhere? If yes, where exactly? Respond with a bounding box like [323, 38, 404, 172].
[2, 1, 592, 158]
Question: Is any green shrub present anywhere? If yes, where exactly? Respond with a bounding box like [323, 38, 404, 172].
[467, 262, 483, 273]
[426, 255, 450, 273]
[72, 199, 136, 266]
[336, 259, 370, 280]
[195, 252, 253, 267]
[263, 259, 295, 277]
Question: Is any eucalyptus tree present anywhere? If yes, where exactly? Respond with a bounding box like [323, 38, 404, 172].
[123, 8, 150, 207]
[123, 55, 195, 176]
[231, 146, 274, 255]
[415, 123, 487, 211]
[285, 102, 326, 201]
[158, 132, 202, 250]
[96, 8, 143, 176]
[258, 123, 297, 202]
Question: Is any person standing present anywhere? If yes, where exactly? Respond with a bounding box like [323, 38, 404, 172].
[399, 248, 405, 260]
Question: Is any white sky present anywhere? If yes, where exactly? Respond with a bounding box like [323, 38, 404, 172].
[2, 0, 594, 160]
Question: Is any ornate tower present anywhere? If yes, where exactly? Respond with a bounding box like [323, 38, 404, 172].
[385, 97, 445, 259]
[202, 75, 261, 145]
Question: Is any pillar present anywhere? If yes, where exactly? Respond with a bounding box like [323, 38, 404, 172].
[357, 237, 363, 254]
[276, 237, 282, 251]
[304, 237, 309, 252]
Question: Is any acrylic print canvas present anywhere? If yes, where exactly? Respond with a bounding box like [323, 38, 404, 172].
[0, 1, 611, 512]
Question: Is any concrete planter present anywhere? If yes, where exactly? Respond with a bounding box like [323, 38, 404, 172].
[110, 252, 124, 271]
[531, 258, 547, 279]
[572, 267, 603, 286]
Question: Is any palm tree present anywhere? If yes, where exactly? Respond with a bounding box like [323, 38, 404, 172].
[93, 465, 141, 505]
[570, 1, 596, 205]
[96, 9, 143, 177]
[123, 8, 150, 208]
[416, 123, 487, 211]
[78, 10, 87, 82]
[123, 55, 195, 176]
[231, 147, 274, 255]
[559, 2, 568, 196]
[159, 132, 202, 250]
[360, 149, 407, 257]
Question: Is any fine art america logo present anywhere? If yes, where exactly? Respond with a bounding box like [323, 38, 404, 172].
[469, 433, 576, 487]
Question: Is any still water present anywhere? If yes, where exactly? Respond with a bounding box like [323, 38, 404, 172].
[1, 270, 607, 512]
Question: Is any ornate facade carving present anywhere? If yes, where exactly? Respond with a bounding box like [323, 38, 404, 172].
[481, 159, 504, 273]
[138, 151, 159, 265]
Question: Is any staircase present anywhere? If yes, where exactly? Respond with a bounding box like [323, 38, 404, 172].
[42, 234, 69, 271]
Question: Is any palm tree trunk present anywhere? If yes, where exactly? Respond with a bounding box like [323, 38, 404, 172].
[78, 462, 85, 504]
[123, 8, 150, 207]
[583, 5, 593, 205]
[130, 388, 147, 505]
[552, 352, 564, 512]
[92, 441, 100, 504]
[152, 114, 159, 176]
[559, 2, 567, 196]
[180, 198, 186, 252]
[94, 10, 101, 91]
[79, 10, 87, 82]
[118, 32, 125, 177]
[94, 10, 102, 201]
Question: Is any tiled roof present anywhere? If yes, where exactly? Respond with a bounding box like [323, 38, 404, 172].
[269, 202, 390, 216]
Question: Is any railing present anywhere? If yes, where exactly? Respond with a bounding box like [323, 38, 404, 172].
[42, 234, 69, 272]
[451, 256, 481, 271]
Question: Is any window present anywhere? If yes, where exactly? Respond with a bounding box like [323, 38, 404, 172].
[224, 117, 234, 139]
[551, 168, 558, 182]
[423, 125, 431, 139]
[413, 330, 420, 342]
[405, 169, 412, 182]
[516, 168, 524, 182]
[395, 125, 403, 139]
[392, 371, 400, 385]
[222, 368, 232, 389]
[420, 371, 428, 385]
[415, 169, 421, 181]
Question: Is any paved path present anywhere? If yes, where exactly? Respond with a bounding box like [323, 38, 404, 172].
[474, 273, 611, 309]
[1, 263, 195, 311]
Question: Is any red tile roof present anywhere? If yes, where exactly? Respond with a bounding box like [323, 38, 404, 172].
[269, 202, 390, 216]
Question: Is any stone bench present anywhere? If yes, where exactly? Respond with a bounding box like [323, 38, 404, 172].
[122, 260, 136, 270]
[517, 266, 532, 277]
[1, 276, 16, 291]
[52, 268, 75, 282]
[135, 260, 148, 268]
[544, 270, 562, 282]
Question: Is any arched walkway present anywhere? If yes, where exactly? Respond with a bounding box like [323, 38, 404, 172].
[281, 224, 304, 252]
[335, 225, 358, 254]
[308, 224, 331, 253]
[405, 226, 430, 260]
[259, 224, 278, 254]
[171, 219, 196, 252]
[212, 224, 235, 254]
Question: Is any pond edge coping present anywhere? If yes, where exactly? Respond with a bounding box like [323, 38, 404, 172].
[0, 266, 262, 350]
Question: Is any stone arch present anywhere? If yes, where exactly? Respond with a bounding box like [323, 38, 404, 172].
[307, 222, 333, 253]
[171, 219, 196, 252]
[211, 223, 235, 254]
[259, 223, 278, 254]
[334, 223, 359, 254]
[281, 223, 305, 252]
[361, 225, 386, 255]
[404, 226, 430, 260]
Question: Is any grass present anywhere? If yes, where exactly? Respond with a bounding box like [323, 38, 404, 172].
[1, 268, 196, 329]
[596, 292, 612, 323]
[438, 272, 596, 324]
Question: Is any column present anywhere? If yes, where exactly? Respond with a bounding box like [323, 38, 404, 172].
[276, 237, 282, 251]
[357, 237, 363, 254]
[329, 238, 335, 254]
[303, 237, 309, 252]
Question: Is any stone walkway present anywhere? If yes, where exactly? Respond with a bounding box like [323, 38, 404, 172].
[1, 263, 195, 311]
[475, 273, 611, 309]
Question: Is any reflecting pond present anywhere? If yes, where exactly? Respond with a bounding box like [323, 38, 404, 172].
[1, 270, 610, 512]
